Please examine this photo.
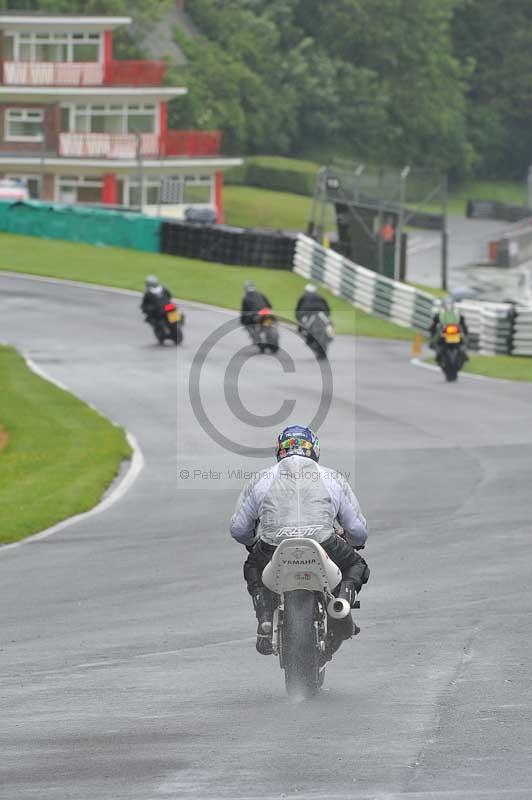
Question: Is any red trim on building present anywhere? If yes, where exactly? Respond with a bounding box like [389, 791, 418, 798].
[103, 30, 113, 84]
[164, 130, 221, 157]
[215, 171, 224, 224]
[108, 60, 165, 86]
[102, 172, 117, 205]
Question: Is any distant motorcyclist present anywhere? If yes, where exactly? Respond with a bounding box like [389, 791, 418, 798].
[230, 425, 370, 656]
[295, 284, 330, 327]
[141, 275, 172, 322]
[429, 298, 469, 363]
[240, 281, 272, 330]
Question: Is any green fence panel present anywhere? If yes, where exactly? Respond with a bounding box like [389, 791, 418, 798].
[0, 201, 161, 253]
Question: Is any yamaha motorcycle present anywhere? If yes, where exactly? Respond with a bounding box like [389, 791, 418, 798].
[300, 312, 334, 360]
[147, 302, 184, 345]
[251, 308, 279, 354]
[437, 322, 466, 382]
[262, 538, 357, 698]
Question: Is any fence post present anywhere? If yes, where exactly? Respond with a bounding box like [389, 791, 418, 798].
[441, 173, 449, 291]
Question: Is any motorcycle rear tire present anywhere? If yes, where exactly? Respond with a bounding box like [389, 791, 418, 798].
[282, 590, 320, 698]
[172, 326, 183, 345]
[443, 360, 458, 382]
[442, 347, 459, 382]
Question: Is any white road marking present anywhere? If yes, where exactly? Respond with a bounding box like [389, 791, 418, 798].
[408, 235, 440, 255]
[410, 357, 510, 383]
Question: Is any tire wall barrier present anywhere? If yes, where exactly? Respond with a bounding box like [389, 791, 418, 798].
[161, 221, 296, 269]
[293, 234, 532, 356]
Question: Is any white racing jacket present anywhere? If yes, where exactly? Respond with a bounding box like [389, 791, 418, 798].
[230, 455, 368, 548]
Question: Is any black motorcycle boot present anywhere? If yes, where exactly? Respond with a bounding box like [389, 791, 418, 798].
[252, 588, 273, 656]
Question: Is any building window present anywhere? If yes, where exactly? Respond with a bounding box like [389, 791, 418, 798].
[5, 174, 41, 199]
[5, 109, 44, 142]
[183, 174, 214, 204]
[65, 104, 157, 135]
[127, 178, 162, 209]
[125, 174, 215, 208]
[3, 35, 14, 60]
[72, 33, 100, 62]
[4, 32, 102, 63]
[57, 175, 102, 204]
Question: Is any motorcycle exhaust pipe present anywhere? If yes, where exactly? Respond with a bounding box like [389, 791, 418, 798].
[327, 597, 351, 620]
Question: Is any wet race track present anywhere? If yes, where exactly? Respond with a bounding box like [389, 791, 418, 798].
[1, 273, 532, 800]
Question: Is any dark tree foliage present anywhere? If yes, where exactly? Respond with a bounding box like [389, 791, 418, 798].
[453, 0, 532, 178]
[180, 0, 473, 173]
[3, 0, 532, 178]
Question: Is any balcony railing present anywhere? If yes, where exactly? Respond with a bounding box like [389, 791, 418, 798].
[3, 61, 104, 86]
[58, 131, 222, 159]
[2, 59, 165, 87]
[59, 133, 160, 159]
[162, 130, 222, 157]
[106, 60, 165, 86]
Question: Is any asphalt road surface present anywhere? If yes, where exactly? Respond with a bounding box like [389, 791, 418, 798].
[406, 216, 523, 300]
[1, 273, 532, 800]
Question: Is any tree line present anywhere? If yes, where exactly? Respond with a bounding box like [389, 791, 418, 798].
[4, 0, 532, 180]
[170, 0, 532, 181]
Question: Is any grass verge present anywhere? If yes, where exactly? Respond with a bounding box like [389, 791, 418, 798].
[0, 345, 131, 544]
[425, 353, 532, 382]
[224, 185, 312, 230]
[0, 232, 413, 339]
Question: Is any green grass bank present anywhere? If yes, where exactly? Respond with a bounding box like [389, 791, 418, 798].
[425, 353, 532, 382]
[0, 232, 412, 339]
[0, 345, 131, 544]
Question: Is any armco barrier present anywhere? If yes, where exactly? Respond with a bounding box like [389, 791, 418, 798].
[293, 234, 529, 356]
[294, 234, 436, 332]
[512, 309, 532, 356]
[457, 300, 515, 355]
[467, 199, 531, 223]
[0, 200, 161, 252]
[494, 224, 532, 267]
[161, 221, 295, 269]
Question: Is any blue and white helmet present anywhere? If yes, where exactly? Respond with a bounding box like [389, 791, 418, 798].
[276, 425, 320, 462]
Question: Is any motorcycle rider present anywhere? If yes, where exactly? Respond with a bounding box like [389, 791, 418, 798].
[240, 281, 272, 333]
[141, 275, 172, 323]
[295, 284, 330, 328]
[429, 297, 469, 363]
[230, 425, 369, 657]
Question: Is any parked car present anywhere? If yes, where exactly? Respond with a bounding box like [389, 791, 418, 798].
[0, 178, 29, 202]
[184, 206, 217, 224]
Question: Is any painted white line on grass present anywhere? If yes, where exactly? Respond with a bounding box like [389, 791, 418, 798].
[0, 354, 144, 556]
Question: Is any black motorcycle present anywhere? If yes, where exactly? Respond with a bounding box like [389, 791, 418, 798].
[251, 308, 279, 353]
[300, 311, 334, 360]
[147, 302, 184, 345]
[437, 322, 466, 381]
